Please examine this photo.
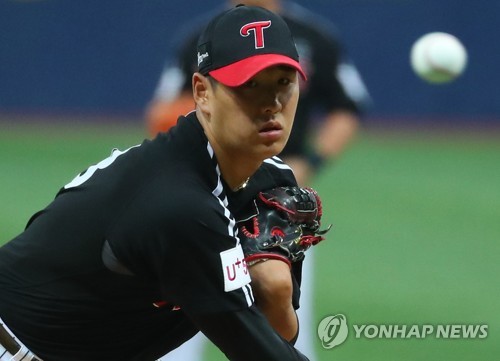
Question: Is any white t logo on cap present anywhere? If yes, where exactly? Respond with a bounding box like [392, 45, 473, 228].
[240, 20, 272, 49]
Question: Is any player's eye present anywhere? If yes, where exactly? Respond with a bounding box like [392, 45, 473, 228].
[243, 80, 258, 88]
[278, 77, 291, 86]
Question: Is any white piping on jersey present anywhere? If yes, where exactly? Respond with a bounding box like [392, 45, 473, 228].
[242, 284, 255, 306]
[207, 142, 239, 245]
[207, 142, 253, 306]
[207, 142, 215, 158]
[264, 156, 294, 171]
[64, 144, 141, 190]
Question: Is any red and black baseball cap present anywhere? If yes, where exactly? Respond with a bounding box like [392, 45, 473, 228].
[197, 4, 307, 87]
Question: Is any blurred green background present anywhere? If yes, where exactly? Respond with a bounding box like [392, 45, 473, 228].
[1, 120, 499, 360]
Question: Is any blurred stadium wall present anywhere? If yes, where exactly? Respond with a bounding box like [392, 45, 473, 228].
[0, 0, 499, 126]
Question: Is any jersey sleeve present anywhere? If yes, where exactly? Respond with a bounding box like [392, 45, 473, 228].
[161, 192, 255, 314]
[189, 305, 310, 361]
[107, 180, 254, 315]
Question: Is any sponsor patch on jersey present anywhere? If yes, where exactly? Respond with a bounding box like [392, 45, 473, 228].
[220, 244, 251, 292]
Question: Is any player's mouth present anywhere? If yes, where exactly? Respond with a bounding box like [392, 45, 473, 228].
[258, 121, 283, 141]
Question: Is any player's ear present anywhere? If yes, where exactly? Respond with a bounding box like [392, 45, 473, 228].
[192, 72, 211, 113]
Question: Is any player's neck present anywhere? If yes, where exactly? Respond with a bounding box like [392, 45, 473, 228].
[196, 109, 261, 191]
[215, 149, 260, 192]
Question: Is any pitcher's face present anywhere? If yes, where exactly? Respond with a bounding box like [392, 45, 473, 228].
[207, 65, 299, 161]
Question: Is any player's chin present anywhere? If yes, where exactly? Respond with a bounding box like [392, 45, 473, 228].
[257, 140, 287, 160]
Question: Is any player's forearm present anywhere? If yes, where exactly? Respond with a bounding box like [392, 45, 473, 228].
[249, 259, 298, 341]
[259, 301, 298, 342]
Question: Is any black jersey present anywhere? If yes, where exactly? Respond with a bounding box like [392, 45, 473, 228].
[153, 1, 369, 156]
[0, 113, 308, 361]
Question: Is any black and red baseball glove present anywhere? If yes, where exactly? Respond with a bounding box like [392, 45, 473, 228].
[238, 187, 331, 267]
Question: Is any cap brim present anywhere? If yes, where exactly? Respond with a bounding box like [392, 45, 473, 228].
[208, 54, 307, 87]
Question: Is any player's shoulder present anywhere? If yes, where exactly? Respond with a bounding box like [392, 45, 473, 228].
[147, 116, 223, 201]
[259, 156, 297, 189]
[262, 156, 295, 176]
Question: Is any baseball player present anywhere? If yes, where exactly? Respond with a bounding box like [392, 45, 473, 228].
[147, 1, 370, 359]
[0, 5, 320, 361]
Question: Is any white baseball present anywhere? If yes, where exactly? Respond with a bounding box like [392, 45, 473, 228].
[410, 32, 468, 84]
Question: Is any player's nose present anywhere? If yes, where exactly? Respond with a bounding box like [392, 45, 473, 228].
[261, 91, 282, 115]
